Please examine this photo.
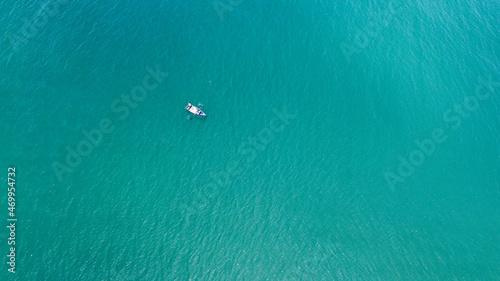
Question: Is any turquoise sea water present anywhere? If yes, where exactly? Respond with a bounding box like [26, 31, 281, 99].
[1, 0, 499, 280]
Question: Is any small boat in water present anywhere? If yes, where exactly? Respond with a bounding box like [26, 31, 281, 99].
[186, 103, 207, 118]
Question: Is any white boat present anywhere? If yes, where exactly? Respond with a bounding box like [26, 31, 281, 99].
[185, 103, 207, 118]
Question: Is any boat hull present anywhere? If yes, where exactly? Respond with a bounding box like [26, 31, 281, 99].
[186, 104, 207, 117]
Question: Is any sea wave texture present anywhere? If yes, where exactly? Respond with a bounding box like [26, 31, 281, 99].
[0, 0, 499, 280]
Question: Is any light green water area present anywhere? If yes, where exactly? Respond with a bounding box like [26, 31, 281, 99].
[1, 0, 499, 280]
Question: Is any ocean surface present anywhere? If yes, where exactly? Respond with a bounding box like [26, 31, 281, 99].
[1, 0, 499, 280]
